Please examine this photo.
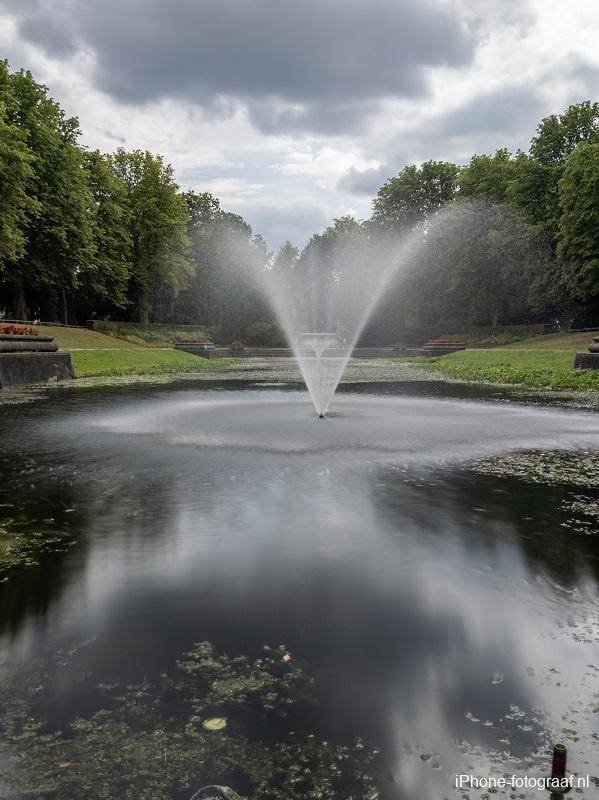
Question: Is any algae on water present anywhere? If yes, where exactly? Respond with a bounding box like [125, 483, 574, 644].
[0, 642, 380, 800]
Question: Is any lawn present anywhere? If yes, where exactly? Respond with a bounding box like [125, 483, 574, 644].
[21, 325, 235, 377]
[410, 343, 599, 391]
[501, 331, 598, 352]
[71, 349, 235, 378]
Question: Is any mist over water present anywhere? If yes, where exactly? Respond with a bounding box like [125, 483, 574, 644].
[255, 224, 418, 415]
[241, 200, 544, 416]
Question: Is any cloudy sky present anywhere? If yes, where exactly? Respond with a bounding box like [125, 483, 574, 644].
[1, 0, 598, 249]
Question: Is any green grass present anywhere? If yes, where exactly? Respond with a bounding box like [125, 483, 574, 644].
[71, 349, 235, 378]
[30, 325, 141, 350]
[411, 346, 599, 390]
[501, 331, 598, 351]
[21, 325, 237, 378]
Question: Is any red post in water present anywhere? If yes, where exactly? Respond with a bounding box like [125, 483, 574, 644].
[551, 743, 567, 781]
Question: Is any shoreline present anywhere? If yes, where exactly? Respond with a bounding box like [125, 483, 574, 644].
[1, 356, 599, 409]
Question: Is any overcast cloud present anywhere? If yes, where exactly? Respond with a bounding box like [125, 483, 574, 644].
[1, 0, 598, 247]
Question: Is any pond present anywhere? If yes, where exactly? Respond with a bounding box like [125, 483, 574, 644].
[1, 384, 598, 798]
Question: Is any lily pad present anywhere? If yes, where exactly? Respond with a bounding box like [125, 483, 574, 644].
[202, 717, 228, 731]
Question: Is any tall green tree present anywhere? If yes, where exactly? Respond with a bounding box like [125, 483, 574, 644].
[79, 150, 132, 315]
[2, 64, 92, 321]
[109, 149, 191, 323]
[510, 102, 599, 236]
[0, 106, 39, 274]
[458, 149, 516, 201]
[557, 141, 599, 302]
[272, 241, 300, 272]
[372, 161, 459, 229]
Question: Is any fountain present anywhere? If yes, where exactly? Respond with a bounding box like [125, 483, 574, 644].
[296, 332, 343, 417]
[257, 225, 415, 417]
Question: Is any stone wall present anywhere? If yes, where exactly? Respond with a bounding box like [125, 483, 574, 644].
[0, 352, 74, 389]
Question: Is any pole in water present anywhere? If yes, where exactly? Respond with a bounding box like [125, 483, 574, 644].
[547, 743, 571, 796]
[551, 743, 567, 781]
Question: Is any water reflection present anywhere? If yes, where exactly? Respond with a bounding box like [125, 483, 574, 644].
[0, 388, 598, 797]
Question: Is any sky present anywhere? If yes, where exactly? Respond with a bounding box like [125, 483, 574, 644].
[1, 0, 598, 250]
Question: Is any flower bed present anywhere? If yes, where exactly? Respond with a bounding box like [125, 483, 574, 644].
[0, 324, 39, 336]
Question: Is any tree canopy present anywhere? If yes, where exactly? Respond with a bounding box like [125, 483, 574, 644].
[0, 57, 598, 341]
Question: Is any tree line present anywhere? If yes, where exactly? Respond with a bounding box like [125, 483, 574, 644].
[364, 100, 599, 336]
[0, 58, 598, 342]
[0, 61, 269, 340]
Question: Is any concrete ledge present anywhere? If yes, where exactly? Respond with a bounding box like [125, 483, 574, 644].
[573, 352, 599, 370]
[0, 340, 59, 353]
[174, 343, 217, 359]
[0, 352, 74, 388]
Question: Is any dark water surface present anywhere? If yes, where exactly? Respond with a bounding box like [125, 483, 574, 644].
[1, 384, 599, 797]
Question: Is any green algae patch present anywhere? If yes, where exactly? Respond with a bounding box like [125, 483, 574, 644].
[410, 349, 599, 391]
[470, 449, 599, 537]
[0, 516, 76, 581]
[470, 449, 599, 488]
[0, 642, 380, 800]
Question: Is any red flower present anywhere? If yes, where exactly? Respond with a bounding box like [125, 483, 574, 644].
[0, 324, 39, 336]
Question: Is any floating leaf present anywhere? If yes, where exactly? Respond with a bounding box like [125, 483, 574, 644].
[202, 717, 228, 731]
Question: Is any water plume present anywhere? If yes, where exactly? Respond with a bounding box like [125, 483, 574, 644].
[257, 221, 421, 416]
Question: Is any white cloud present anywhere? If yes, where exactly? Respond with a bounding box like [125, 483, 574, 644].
[1, 0, 598, 248]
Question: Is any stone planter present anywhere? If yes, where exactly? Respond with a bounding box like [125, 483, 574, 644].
[0, 334, 58, 353]
[573, 336, 599, 370]
[0, 333, 73, 388]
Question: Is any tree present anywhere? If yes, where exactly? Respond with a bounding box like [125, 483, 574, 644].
[372, 161, 459, 229]
[557, 141, 599, 302]
[271, 241, 300, 272]
[458, 149, 516, 201]
[530, 101, 599, 165]
[109, 149, 191, 322]
[509, 102, 599, 237]
[173, 192, 271, 338]
[0, 104, 39, 274]
[78, 150, 132, 316]
[2, 65, 93, 322]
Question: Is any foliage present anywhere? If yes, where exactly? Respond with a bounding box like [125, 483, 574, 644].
[109, 149, 191, 323]
[0, 643, 380, 800]
[1, 54, 599, 337]
[246, 321, 286, 347]
[458, 149, 517, 202]
[0, 63, 40, 271]
[89, 321, 212, 347]
[175, 192, 270, 341]
[410, 348, 599, 390]
[557, 141, 599, 301]
[0, 63, 93, 322]
[80, 150, 133, 312]
[372, 160, 459, 229]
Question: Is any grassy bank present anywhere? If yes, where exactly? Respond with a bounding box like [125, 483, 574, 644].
[71, 349, 235, 378]
[89, 321, 212, 347]
[411, 333, 599, 390]
[23, 325, 235, 378]
[30, 325, 140, 350]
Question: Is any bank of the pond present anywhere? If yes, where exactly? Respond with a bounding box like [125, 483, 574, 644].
[406, 348, 599, 391]
[71, 348, 236, 378]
